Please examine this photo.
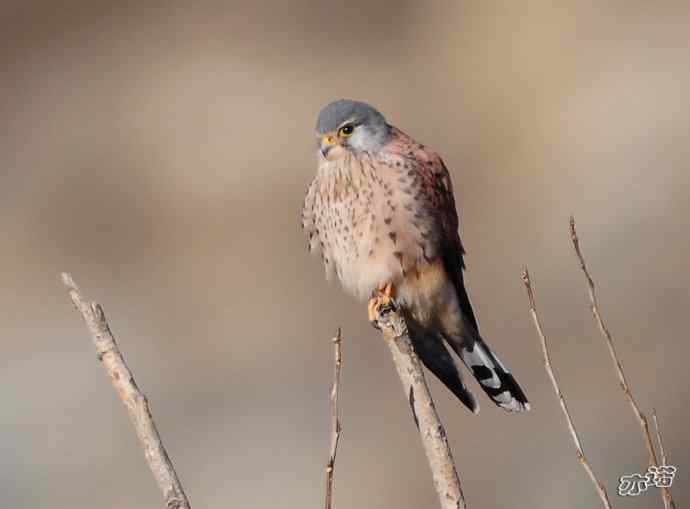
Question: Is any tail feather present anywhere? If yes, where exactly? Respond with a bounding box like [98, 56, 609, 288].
[406, 315, 479, 414]
[446, 270, 529, 412]
[458, 337, 530, 413]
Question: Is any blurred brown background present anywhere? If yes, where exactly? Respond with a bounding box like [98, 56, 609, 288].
[2, 2, 689, 508]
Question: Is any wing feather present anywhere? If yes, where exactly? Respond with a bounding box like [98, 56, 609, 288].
[392, 130, 479, 331]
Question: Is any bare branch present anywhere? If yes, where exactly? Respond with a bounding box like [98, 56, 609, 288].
[522, 269, 613, 509]
[652, 409, 671, 509]
[62, 273, 191, 509]
[569, 217, 675, 509]
[651, 409, 668, 467]
[372, 302, 466, 509]
[324, 328, 343, 509]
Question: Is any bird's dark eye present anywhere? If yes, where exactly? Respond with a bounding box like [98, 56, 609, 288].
[338, 124, 355, 137]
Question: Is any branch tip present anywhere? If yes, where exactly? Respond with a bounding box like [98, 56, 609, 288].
[569, 218, 674, 508]
[61, 272, 78, 291]
[64, 276, 191, 509]
[521, 266, 611, 509]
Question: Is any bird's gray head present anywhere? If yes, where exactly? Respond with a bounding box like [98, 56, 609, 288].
[315, 99, 391, 161]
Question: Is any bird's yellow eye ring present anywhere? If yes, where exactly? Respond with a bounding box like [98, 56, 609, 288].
[338, 124, 355, 137]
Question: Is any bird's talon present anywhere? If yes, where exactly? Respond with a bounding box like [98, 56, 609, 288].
[376, 281, 394, 299]
[368, 282, 397, 330]
[367, 297, 379, 324]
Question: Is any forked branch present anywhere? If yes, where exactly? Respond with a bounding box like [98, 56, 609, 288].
[62, 273, 191, 509]
[569, 217, 675, 509]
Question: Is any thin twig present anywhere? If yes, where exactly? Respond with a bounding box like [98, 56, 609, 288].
[324, 328, 342, 509]
[372, 302, 466, 509]
[651, 409, 668, 467]
[652, 409, 671, 509]
[569, 217, 675, 509]
[62, 273, 191, 509]
[521, 269, 613, 509]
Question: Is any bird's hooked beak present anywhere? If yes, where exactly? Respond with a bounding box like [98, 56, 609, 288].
[320, 133, 338, 159]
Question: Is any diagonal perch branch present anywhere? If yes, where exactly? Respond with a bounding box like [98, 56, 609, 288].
[62, 273, 191, 509]
[569, 217, 675, 509]
[371, 301, 467, 509]
[522, 269, 612, 509]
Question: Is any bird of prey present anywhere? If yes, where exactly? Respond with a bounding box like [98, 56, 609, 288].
[301, 99, 529, 413]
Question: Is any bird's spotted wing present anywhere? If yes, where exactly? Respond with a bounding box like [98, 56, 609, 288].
[391, 129, 479, 331]
[390, 129, 530, 412]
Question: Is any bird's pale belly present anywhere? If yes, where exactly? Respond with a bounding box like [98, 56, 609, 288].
[328, 202, 463, 336]
[322, 198, 394, 299]
[324, 187, 436, 301]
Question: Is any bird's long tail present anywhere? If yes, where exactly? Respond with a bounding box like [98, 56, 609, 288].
[456, 335, 530, 413]
[405, 314, 480, 414]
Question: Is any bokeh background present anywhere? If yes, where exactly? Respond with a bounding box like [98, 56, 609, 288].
[2, 2, 689, 508]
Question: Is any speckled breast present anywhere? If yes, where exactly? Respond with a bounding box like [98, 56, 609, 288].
[302, 151, 440, 300]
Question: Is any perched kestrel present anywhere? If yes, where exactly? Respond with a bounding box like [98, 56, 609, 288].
[302, 99, 529, 413]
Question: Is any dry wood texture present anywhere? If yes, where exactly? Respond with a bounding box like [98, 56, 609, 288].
[522, 269, 612, 509]
[324, 328, 342, 509]
[371, 301, 467, 509]
[569, 217, 675, 509]
[62, 273, 191, 509]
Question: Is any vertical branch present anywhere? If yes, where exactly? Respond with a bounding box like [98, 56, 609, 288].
[651, 409, 668, 467]
[62, 273, 192, 509]
[522, 269, 613, 509]
[372, 304, 466, 509]
[569, 217, 675, 509]
[324, 328, 343, 509]
[651, 409, 671, 509]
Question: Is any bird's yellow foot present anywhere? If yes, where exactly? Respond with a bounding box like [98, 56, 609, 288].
[368, 282, 396, 329]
